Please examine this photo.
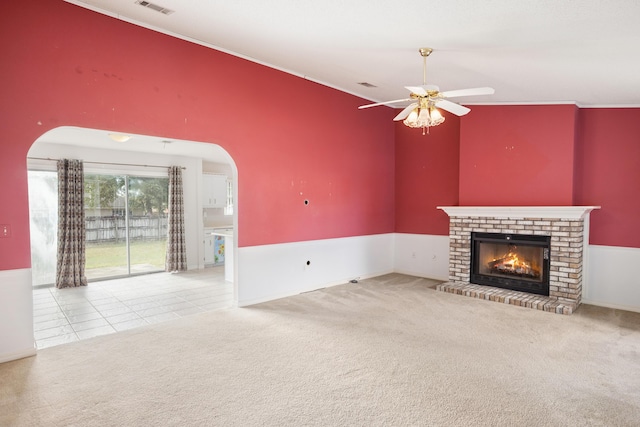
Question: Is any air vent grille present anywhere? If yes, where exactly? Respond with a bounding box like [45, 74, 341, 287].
[358, 82, 377, 88]
[135, 0, 174, 15]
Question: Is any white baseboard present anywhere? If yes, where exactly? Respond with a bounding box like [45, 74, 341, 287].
[581, 299, 640, 314]
[238, 269, 393, 307]
[393, 268, 446, 282]
[0, 347, 37, 364]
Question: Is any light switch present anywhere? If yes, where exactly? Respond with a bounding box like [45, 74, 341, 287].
[0, 224, 10, 238]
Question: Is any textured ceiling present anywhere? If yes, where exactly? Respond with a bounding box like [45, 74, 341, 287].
[65, 0, 640, 108]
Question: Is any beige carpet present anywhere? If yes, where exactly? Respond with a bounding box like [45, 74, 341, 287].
[1, 274, 639, 426]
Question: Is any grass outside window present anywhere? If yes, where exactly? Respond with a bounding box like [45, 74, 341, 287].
[86, 239, 167, 270]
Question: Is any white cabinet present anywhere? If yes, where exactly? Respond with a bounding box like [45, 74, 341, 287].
[202, 174, 227, 208]
[203, 234, 215, 265]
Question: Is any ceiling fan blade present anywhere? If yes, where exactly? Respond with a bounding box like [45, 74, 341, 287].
[435, 99, 471, 116]
[393, 103, 418, 121]
[358, 98, 412, 109]
[405, 86, 427, 96]
[440, 87, 495, 98]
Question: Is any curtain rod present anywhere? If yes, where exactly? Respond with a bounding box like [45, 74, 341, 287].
[27, 157, 186, 170]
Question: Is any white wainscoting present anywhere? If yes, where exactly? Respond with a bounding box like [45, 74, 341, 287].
[393, 233, 450, 281]
[236, 234, 395, 306]
[1, 235, 637, 363]
[0, 268, 36, 363]
[584, 245, 640, 313]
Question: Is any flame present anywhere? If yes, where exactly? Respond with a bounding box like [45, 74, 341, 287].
[497, 252, 527, 268]
[490, 249, 539, 277]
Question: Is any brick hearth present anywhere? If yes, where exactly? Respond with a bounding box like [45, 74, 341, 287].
[437, 207, 599, 314]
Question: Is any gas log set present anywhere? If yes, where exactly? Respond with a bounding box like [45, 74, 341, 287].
[470, 232, 551, 296]
[487, 246, 541, 279]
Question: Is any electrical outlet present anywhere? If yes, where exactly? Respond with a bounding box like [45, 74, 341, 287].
[0, 224, 10, 238]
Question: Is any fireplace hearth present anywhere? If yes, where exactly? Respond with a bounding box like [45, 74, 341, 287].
[470, 232, 550, 296]
[436, 206, 599, 315]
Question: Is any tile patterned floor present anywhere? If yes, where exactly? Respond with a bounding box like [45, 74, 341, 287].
[32, 267, 233, 349]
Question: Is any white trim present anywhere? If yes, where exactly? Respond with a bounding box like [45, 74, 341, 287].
[0, 348, 37, 364]
[579, 104, 640, 109]
[437, 206, 600, 219]
[462, 102, 640, 108]
[462, 101, 578, 106]
[582, 215, 591, 298]
[0, 268, 36, 363]
[348, 100, 640, 110]
[581, 299, 640, 314]
[237, 270, 392, 307]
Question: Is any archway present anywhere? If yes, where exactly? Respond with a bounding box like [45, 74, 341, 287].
[27, 126, 238, 348]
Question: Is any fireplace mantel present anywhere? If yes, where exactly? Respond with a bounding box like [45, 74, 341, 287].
[437, 206, 600, 220]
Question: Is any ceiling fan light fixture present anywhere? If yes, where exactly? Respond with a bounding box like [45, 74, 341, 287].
[429, 106, 445, 124]
[108, 133, 131, 143]
[418, 108, 430, 123]
[405, 108, 419, 123]
[358, 47, 492, 135]
[403, 99, 445, 134]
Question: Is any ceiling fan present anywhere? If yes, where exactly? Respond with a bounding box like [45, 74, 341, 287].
[358, 48, 494, 134]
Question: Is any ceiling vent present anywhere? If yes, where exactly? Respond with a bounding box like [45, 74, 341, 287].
[358, 82, 377, 88]
[135, 1, 174, 15]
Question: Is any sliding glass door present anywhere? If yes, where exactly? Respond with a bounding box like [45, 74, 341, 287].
[84, 174, 168, 280]
[126, 176, 168, 275]
[29, 170, 169, 286]
[84, 174, 129, 280]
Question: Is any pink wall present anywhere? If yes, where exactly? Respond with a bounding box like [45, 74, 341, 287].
[394, 115, 460, 235]
[574, 108, 640, 248]
[2, 2, 638, 275]
[0, 1, 396, 270]
[459, 105, 578, 205]
[396, 103, 640, 249]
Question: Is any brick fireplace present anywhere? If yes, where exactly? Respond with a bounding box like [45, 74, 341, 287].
[436, 206, 599, 314]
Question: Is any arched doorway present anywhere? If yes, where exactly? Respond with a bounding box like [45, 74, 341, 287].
[27, 126, 238, 348]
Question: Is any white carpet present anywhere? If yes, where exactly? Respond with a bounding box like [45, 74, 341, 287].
[1, 274, 639, 426]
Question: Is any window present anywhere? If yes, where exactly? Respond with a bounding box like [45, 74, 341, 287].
[224, 179, 234, 215]
[28, 171, 58, 286]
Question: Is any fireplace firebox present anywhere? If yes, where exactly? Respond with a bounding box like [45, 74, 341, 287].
[470, 232, 551, 296]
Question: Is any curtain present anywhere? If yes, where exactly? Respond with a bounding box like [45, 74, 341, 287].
[165, 166, 187, 272]
[56, 159, 87, 288]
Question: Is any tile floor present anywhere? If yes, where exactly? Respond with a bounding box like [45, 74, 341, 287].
[32, 267, 233, 349]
